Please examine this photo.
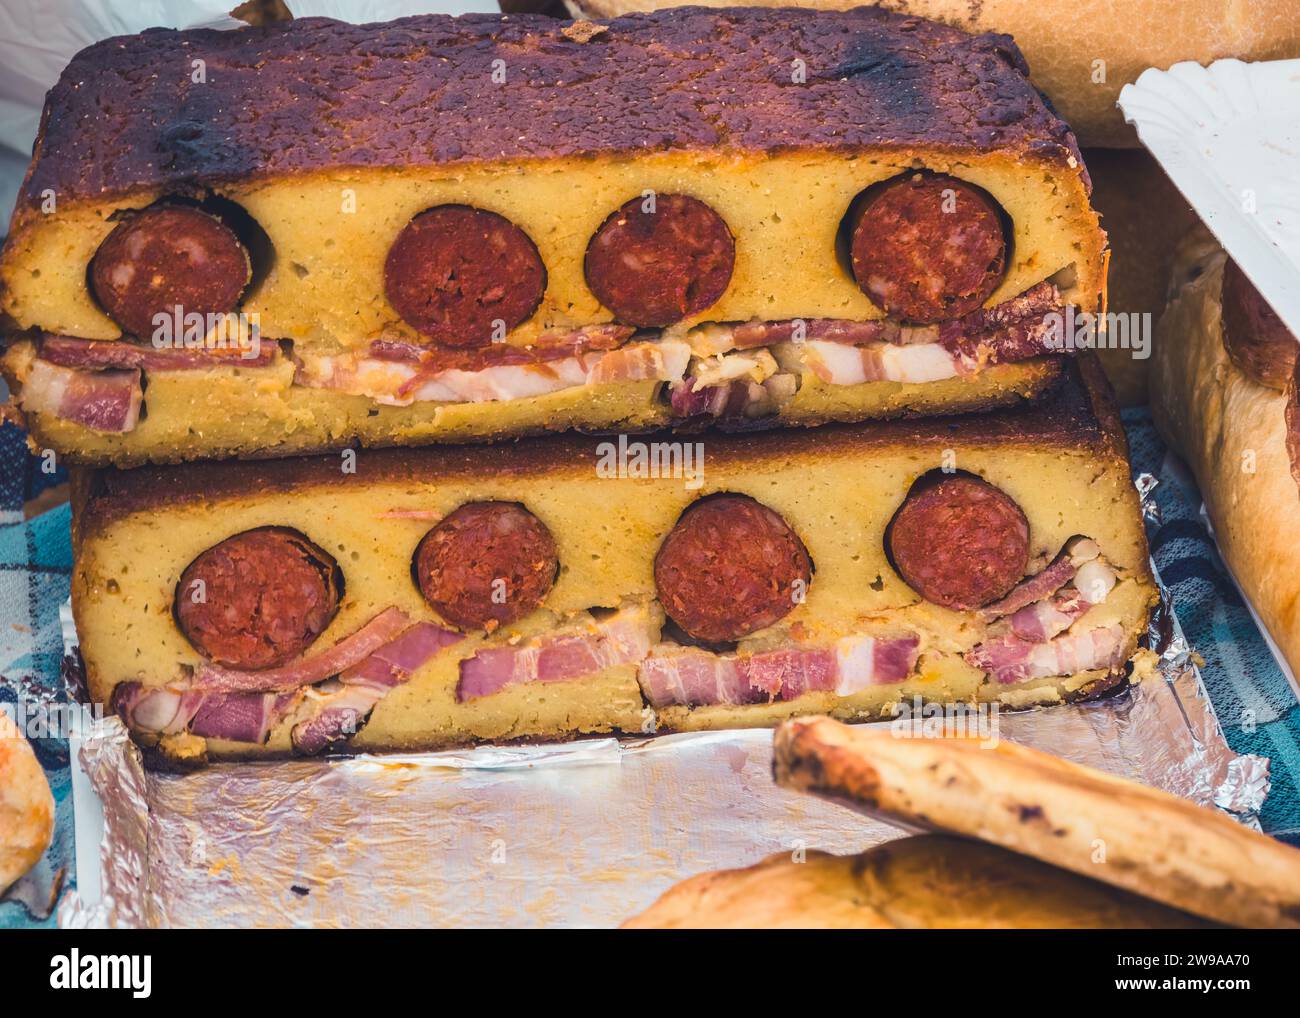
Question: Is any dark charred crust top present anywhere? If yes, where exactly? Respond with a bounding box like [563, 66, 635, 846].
[20, 7, 1082, 213]
[75, 358, 1121, 538]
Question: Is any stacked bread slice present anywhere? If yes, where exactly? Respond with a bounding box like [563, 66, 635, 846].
[0, 8, 1157, 762]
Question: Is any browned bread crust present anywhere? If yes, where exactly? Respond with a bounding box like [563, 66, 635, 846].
[1150, 228, 1300, 678]
[13, 8, 1080, 224]
[623, 835, 1211, 928]
[564, 1, 1300, 149]
[773, 716, 1300, 928]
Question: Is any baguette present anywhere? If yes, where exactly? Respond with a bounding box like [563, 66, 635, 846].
[1150, 227, 1300, 678]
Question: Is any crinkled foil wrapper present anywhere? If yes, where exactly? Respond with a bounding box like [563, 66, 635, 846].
[57, 475, 1272, 927]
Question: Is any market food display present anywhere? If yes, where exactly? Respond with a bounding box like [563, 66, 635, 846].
[5, 1, 1299, 935]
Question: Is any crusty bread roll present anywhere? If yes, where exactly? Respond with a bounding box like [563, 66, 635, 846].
[624, 835, 1210, 928]
[772, 716, 1300, 928]
[1150, 227, 1300, 679]
[561, 0, 1300, 148]
[0, 711, 54, 893]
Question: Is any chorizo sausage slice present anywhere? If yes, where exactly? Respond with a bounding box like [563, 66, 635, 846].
[90, 204, 252, 339]
[384, 205, 546, 347]
[414, 501, 558, 631]
[584, 193, 735, 328]
[886, 473, 1029, 611]
[848, 173, 1008, 325]
[1221, 258, 1297, 391]
[174, 527, 342, 670]
[654, 494, 812, 644]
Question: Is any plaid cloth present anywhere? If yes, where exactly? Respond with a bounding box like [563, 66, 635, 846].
[1126, 409, 1300, 844]
[1, 410, 1298, 928]
[0, 421, 71, 929]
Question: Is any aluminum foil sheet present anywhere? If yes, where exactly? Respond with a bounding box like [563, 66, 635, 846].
[57, 587, 1270, 929]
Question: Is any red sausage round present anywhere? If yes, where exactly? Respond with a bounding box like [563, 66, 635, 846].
[90, 205, 251, 339]
[174, 528, 342, 670]
[1221, 258, 1297, 391]
[414, 501, 558, 631]
[848, 173, 1008, 324]
[886, 474, 1029, 611]
[384, 205, 546, 347]
[654, 494, 812, 644]
[584, 193, 735, 327]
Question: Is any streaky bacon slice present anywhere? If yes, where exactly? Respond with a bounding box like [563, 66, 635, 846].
[729, 318, 893, 349]
[290, 683, 386, 755]
[1006, 558, 1118, 642]
[1008, 590, 1092, 643]
[637, 635, 919, 708]
[834, 634, 922, 695]
[748, 648, 838, 700]
[367, 323, 635, 368]
[456, 603, 659, 702]
[40, 334, 278, 371]
[115, 612, 463, 747]
[938, 280, 1062, 364]
[978, 537, 1101, 622]
[965, 623, 1127, 685]
[191, 607, 414, 693]
[796, 339, 962, 385]
[22, 359, 142, 433]
[296, 339, 689, 406]
[637, 647, 757, 708]
[188, 691, 301, 744]
[584, 340, 690, 384]
[111, 682, 202, 735]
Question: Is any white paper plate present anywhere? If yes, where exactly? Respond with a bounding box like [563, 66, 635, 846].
[1119, 58, 1300, 338]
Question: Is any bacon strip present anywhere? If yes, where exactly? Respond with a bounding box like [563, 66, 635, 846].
[965, 623, 1128, 685]
[297, 339, 689, 406]
[40, 334, 278, 370]
[191, 607, 415, 693]
[978, 537, 1101, 622]
[290, 683, 386, 755]
[796, 339, 964, 385]
[638, 648, 760, 708]
[637, 634, 919, 708]
[188, 691, 301, 744]
[937, 280, 1063, 363]
[22, 359, 142, 433]
[368, 323, 635, 370]
[730, 318, 893, 349]
[687, 281, 1062, 361]
[456, 604, 658, 702]
[114, 613, 463, 747]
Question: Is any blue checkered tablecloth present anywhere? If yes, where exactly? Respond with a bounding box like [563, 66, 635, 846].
[2, 409, 1298, 928]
